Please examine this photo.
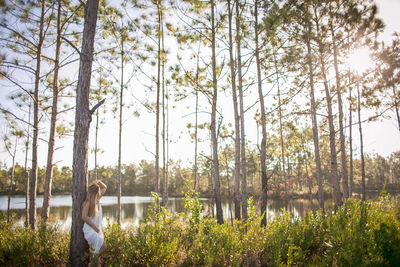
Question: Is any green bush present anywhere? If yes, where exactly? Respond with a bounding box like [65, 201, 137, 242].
[2, 195, 400, 266]
[0, 213, 69, 266]
[103, 220, 129, 266]
[120, 193, 183, 266]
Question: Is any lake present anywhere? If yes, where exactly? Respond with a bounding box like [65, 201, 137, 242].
[0, 195, 332, 230]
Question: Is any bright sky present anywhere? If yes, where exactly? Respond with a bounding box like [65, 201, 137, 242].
[1, 0, 400, 169]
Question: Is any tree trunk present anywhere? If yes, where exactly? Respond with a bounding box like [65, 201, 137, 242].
[304, 143, 313, 202]
[314, 11, 342, 206]
[162, 14, 168, 207]
[94, 105, 99, 181]
[275, 52, 286, 202]
[393, 85, 400, 134]
[42, 0, 62, 222]
[117, 37, 124, 224]
[25, 103, 31, 227]
[357, 83, 366, 201]
[227, 0, 241, 221]
[211, 0, 223, 224]
[331, 23, 349, 200]
[7, 136, 17, 223]
[255, 0, 267, 226]
[194, 47, 199, 191]
[69, 0, 100, 265]
[306, 19, 324, 211]
[155, 0, 161, 208]
[194, 74, 198, 191]
[30, 0, 46, 230]
[236, 0, 247, 221]
[347, 68, 354, 199]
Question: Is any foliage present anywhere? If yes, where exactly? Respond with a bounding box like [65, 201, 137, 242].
[2, 195, 400, 266]
[0, 213, 69, 266]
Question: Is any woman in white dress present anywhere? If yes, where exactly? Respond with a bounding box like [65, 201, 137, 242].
[82, 180, 107, 266]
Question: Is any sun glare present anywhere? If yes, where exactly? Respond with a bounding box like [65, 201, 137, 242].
[347, 47, 375, 74]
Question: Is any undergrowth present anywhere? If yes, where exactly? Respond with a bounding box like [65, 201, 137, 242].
[1, 192, 400, 266]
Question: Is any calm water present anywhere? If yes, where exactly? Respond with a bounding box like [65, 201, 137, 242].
[0, 195, 331, 230]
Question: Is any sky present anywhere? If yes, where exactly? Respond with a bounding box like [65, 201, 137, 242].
[1, 0, 400, 170]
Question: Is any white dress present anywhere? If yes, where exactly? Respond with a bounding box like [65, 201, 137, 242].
[83, 204, 104, 255]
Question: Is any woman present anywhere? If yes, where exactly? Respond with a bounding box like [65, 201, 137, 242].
[82, 180, 107, 266]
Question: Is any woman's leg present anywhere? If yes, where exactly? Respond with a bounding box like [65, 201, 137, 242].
[94, 241, 107, 266]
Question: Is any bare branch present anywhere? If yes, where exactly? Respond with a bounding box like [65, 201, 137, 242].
[62, 36, 81, 56]
[89, 98, 106, 115]
[0, 107, 33, 127]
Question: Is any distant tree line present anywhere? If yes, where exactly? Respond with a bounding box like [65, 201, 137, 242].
[2, 149, 400, 198]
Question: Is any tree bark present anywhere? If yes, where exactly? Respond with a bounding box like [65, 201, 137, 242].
[155, 0, 161, 208]
[349, 80, 354, 197]
[117, 37, 124, 224]
[236, 0, 247, 221]
[30, 0, 46, 230]
[305, 18, 324, 211]
[211, 0, 223, 224]
[161, 12, 168, 207]
[69, 0, 100, 265]
[24, 104, 31, 227]
[275, 52, 286, 203]
[357, 83, 366, 201]
[7, 136, 17, 223]
[194, 46, 199, 191]
[314, 9, 342, 206]
[255, 0, 268, 226]
[42, 0, 62, 222]
[331, 23, 349, 199]
[227, 0, 241, 221]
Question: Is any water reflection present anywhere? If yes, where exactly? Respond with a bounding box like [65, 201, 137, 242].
[0, 195, 332, 230]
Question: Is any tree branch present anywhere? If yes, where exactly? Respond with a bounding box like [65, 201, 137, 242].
[89, 98, 105, 115]
[62, 36, 81, 56]
[0, 107, 33, 127]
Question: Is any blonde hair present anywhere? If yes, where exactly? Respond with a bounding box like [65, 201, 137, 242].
[84, 183, 100, 218]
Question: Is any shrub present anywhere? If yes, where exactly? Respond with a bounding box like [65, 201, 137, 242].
[0, 213, 69, 266]
[122, 193, 183, 266]
[103, 220, 129, 266]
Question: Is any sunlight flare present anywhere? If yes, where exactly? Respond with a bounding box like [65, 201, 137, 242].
[347, 47, 375, 74]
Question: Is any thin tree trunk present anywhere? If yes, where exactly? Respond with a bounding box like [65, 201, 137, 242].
[69, 0, 100, 265]
[194, 48, 199, 191]
[314, 10, 342, 206]
[7, 136, 17, 223]
[305, 145, 313, 202]
[393, 85, 400, 133]
[25, 103, 31, 227]
[227, 0, 241, 220]
[94, 107, 99, 181]
[162, 16, 168, 207]
[94, 69, 103, 182]
[236, 0, 247, 221]
[357, 83, 366, 201]
[211, 0, 223, 224]
[42, 0, 62, 222]
[30, 0, 46, 230]
[155, 1, 161, 208]
[331, 23, 349, 200]
[194, 75, 198, 191]
[305, 19, 324, 211]
[255, 0, 267, 226]
[274, 52, 286, 202]
[224, 147, 234, 225]
[346, 33, 354, 198]
[117, 37, 124, 225]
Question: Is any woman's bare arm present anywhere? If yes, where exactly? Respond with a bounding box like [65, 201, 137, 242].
[96, 180, 107, 196]
[81, 201, 100, 233]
